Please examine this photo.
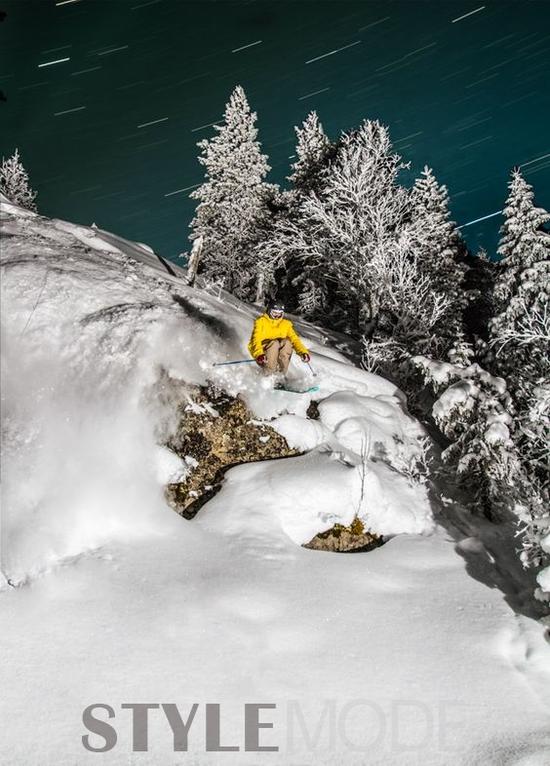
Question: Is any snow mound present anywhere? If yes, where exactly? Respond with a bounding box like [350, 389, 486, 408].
[266, 388, 434, 542]
[1, 198, 435, 580]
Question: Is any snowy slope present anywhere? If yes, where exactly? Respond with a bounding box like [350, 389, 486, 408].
[1, 197, 550, 765]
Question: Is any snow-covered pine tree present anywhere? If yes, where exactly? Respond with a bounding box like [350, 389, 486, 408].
[189, 85, 278, 301]
[488, 173, 549, 565]
[492, 169, 550, 313]
[508, 369, 549, 603]
[407, 166, 467, 347]
[414, 356, 520, 519]
[462, 248, 496, 358]
[258, 111, 337, 309]
[437, 369, 519, 519]
[0, 148, 38, 211]
[490, 171, 550, 383]
[516, 456, 550, 604]
[447, 330, 475, 367]
[413, 351, 548, 602]
[287, 111, 335, 196]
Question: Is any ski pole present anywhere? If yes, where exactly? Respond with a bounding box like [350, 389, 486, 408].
[212, 359, 256, 367]
[307, 361, 317, 377]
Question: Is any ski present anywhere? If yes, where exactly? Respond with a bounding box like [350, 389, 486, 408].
[274, 384, 320, 394]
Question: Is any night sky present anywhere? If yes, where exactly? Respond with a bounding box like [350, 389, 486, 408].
[2, 0, 549, 264]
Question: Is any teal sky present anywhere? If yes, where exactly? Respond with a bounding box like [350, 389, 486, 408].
[2, 0, 549, 264]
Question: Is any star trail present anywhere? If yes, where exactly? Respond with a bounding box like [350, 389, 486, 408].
[1, 0, 549, 261]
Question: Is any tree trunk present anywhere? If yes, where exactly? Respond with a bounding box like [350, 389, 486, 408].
[186, 235, 203, 286]
[358, 292, 380, 338]
[255, 269, 265, 305]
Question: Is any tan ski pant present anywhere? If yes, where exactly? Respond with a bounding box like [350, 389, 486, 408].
[262, 338, 293, 374]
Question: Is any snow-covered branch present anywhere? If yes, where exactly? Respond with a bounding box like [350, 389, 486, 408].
[491, 295, 550, 352]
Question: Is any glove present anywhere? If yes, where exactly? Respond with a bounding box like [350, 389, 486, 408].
[301, 353, 311, 363]
[255, 354, 267, 366]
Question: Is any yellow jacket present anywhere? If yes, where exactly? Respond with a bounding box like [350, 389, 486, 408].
[248, 314, 309, 358]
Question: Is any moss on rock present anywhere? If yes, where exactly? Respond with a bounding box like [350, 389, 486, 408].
[304, 517, 383, 553]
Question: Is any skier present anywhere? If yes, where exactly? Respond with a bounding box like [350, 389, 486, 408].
[248, 302, 310, 375]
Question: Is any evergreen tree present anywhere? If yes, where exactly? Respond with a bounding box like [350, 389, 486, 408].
[488, 169, 550, 602]
[408, 166, 467, 344]
[189, 85, 278, 301]
[0, 148, 37, 211]
[517, 482, 550, 603]
[414, 356, 520, 519]
[260, 111, 336, 309]
[493, 169, 550, 312]
[287, 111, 335, 196]
[490, 171, 550, 382]
[462, 248, 496, 347]
[447, 331, 475, 367]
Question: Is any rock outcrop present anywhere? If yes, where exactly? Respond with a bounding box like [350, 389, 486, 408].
[304, 517, 383, 552]
[165, 385, 300, 518]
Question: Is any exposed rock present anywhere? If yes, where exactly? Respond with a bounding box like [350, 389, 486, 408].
[306, 399, 320, 420]
[304, 517, 383, 553]
[165, 384, 300, 518]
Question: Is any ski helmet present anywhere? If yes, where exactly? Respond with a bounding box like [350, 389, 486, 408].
[267, 301, 285, 318]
